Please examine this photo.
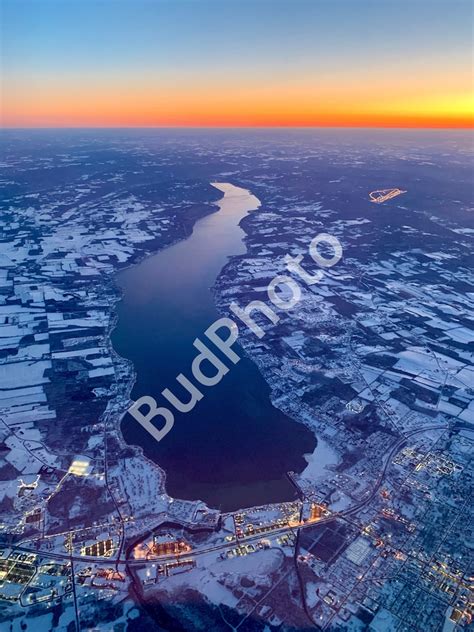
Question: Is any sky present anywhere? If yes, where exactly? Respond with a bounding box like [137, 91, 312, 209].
[1, 0, 473, 128]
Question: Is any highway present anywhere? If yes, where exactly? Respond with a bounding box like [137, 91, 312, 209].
[4, 423, 453, 569]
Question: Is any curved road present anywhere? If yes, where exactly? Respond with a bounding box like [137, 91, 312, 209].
[8, 423, 457, 568]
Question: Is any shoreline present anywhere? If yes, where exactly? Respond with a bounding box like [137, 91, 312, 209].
[104, 194, 225, 508]
[107, 181, 316, 514]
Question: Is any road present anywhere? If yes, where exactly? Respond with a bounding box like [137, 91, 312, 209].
[6, 423, 452, 569]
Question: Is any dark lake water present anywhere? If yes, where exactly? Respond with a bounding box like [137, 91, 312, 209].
[112, 183, 316, 511]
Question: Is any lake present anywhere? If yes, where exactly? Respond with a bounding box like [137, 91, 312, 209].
[112, 182, 316, 511]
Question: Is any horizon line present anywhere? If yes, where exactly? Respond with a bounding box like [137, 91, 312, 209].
[2, 125, 473, 131]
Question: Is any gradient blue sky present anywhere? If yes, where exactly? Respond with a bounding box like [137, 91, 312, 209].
[2, 0, 473, 127]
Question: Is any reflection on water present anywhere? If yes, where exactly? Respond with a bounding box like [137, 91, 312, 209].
[112, 183, 316, 511]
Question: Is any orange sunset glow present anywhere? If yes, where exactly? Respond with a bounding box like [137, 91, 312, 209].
[2, 0, 473, 128]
